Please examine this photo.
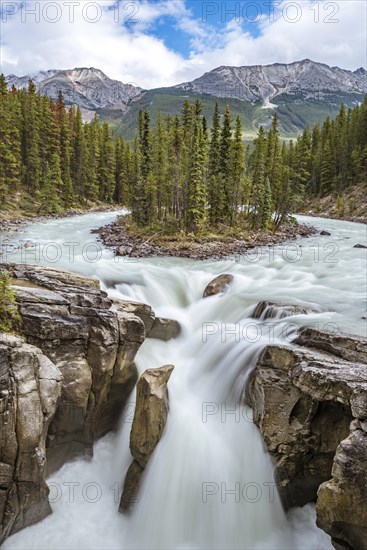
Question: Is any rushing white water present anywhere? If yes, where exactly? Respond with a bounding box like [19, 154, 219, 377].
[2, 212, 366, 550]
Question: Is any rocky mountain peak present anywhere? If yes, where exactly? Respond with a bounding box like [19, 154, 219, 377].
[5, 67, 144, 114]
[176, 59, 367, 106]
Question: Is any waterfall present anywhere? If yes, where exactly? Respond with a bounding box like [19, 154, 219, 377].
[2, 211, 366, 549]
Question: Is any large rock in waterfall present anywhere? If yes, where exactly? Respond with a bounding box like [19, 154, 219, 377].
[203, 274, 234, 298]
[148, 317, 181, 341]
[113, 299, 180, 341]
[119, 365, 174, 512]
[0, 335, 62, 544]
[113, 299, 155, 335]
[246, 326, 367, 550]
[250, 300, 312, 320]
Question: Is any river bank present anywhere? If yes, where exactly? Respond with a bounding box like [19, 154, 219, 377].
[0, 205, 120, 234]
[301, 184, 367, 224]
[93, 216, 317, 261]
[302, 211, 367, 224]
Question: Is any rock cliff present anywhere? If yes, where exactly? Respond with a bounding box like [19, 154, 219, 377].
[246, 327, 367, 550]
[3, 263, 146, 473]
[0, 335, 62, 544]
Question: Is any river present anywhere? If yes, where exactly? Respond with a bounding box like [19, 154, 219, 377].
[1, 211, 366, 549]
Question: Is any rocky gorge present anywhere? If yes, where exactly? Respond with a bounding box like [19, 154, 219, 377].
[0, 262, 178, 544]
[0, 211, 366, 550]
[1, 262, 366, 548]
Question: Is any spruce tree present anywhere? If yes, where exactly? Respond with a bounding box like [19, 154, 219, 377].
[114, 137, 126, 204]
[231, 116, 246, 224]
[23, 80, 41, 194]
[249, 126, 267, 226]
[152, 112, 169, 221]
[0, 75, 21, 202]
[208, 102, 221, 225]
[39, 154, 62, 213]
[186, 119, 206, 233]
[57, 91, 74, 206]
[259, 177, 272, 230]
[71, 107, 85, 199]
[219, 105, 232, 223]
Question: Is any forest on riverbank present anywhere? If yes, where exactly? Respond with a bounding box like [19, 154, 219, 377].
[0, 74, 366, 232]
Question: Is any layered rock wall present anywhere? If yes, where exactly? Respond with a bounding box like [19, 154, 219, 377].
[246, 327, 367, 549]
[4, 263, 145, 472]
[0, 335, 62, 544]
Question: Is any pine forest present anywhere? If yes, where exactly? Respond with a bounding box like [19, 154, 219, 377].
[0, 75, 366, 234]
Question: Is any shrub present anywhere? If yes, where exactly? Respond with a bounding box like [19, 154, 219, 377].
[0, 272, 20, 333]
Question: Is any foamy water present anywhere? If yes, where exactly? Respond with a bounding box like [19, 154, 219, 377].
[2, 212, 366, 549]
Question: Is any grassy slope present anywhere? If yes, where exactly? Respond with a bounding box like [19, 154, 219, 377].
[301, 184, 367, 221]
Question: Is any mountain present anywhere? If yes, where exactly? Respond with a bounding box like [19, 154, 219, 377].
[115, 60, 366, 139]
[176, 59, 366, 105]
[6, 67, 144, 117]
[6, 61, 366, 137]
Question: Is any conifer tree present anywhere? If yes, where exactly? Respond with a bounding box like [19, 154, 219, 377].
[39, 154, 62, 213]
[259, 177, 272, 229]
[114, 137, 126, 204]
[219, 105, 232, 223]
[23, 80, 41, 194]
[57, 91, 74, 206]
[231, 116, 246, 224]
[167, 115, 183, 225]
[208, 102, 221, 225]
[0, 76, 21, 201]
[320, 138, 334, 194]
[71, 107, 85, 198]
[249, 126, 266, 226]
[152, 112, 169, 221]
[186, 119, 206, 233]
[98, 123, 115, 203]
[1, 77, 365, 231]
[266, 113, 282, 220]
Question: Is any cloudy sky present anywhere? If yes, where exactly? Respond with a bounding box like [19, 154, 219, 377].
[1, 0, 366, 88]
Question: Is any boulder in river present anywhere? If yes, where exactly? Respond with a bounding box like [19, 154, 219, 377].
[116, 246, 133, 257]
[251, 300, 312, 320]
[114, 299, 155, 334]
[148, 317, 181, 341]
[203, 274, 234, 298]
[120, 365, 174, 513]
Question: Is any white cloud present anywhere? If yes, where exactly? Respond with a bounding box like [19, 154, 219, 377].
[172, 0, 367, 84]
[0, 0, 365, 88]
[0, 1, 186, 87]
